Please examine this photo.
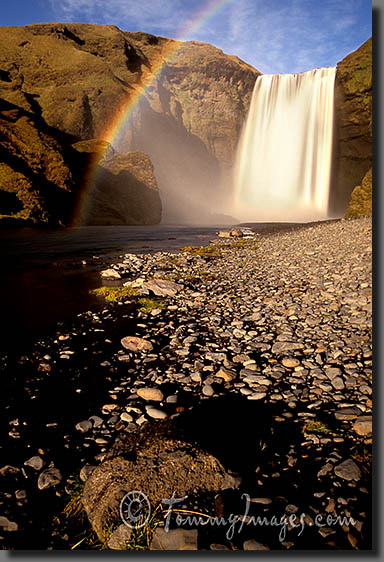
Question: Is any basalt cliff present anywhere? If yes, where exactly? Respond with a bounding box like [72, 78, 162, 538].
[0, 24, 372, 225]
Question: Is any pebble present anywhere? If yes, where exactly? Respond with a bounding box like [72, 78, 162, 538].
[282, 358, 300, 368]
[145, 406, 167, 420]
[24, 456, 44, 471]
[202, 384, 214, 397]
[215, 367, 236, 382]
[37, 468, 62, 490]
[352, 416, 372, 436]
[137, 387, 164, 402]
[75, 420, 92, 433]
[121, 336, 153, 353]
[334, 459, 361, 482]
[0, 516, 18, 532]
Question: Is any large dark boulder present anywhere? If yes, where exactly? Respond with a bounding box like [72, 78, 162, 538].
[82, 419, 232, 542]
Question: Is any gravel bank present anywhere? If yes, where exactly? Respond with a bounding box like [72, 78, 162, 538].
[0, 217, 372, 550]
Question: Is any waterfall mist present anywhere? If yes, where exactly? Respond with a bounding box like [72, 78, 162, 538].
[233, 67, 336, 222]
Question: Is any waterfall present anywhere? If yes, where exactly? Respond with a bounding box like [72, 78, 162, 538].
[234, 67, 336, 221]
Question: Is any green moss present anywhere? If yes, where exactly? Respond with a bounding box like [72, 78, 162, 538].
[181, 244, 227, 259]
[138, 298, 165, 314]
[345, 168, 372, 218]
[90, 286, 139, 302]
[303, 420, 332, 435]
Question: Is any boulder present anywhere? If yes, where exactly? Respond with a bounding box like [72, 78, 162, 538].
[82, 420, 230, 542]
[141, 279, 183, 297]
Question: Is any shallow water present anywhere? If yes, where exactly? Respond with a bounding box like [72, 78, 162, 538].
[0, 225, 220, 352]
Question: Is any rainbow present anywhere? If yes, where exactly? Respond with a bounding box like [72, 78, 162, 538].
[73, 0, 235, 224]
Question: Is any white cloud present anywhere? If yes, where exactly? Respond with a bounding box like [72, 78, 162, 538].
[49, 0, 185, 34]
[48, 0, 371, 74]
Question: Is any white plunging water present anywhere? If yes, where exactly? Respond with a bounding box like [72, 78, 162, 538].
[234, 67, 336, 221]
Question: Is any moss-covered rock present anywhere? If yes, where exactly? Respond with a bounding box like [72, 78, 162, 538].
[332, 38, 372, 216]
[0, 98, 77, 225]
[344, 168, 372, 218]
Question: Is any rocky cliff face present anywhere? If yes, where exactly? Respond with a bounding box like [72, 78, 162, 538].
[73, 140, 161, 225]
[344, 167, 372, 218]
[0, 23, 260, 223]
[332, 38, 372, 216]
[0, 97, 77, 225]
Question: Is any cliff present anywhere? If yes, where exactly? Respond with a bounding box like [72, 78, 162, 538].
[0, 23, 260, 223]
[0, 97, 77, 225]
[344, 167, 372, 218]
[332, 38, 372, 216]
[73, 140, 161, 225]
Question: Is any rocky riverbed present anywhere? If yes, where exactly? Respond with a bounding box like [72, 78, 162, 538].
[0, 218, 372, 550]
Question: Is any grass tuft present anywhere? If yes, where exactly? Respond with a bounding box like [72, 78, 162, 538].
[90, 286, 140, 302]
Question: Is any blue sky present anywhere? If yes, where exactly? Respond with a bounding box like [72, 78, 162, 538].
[2, 0, 372, 74]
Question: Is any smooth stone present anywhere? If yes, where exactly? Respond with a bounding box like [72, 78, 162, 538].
[24, 456, 44, 471]
[137, 387, 164, 402]
[215, 367, 236, 382]
[250, 497, 272, 505]
[121, 336, 153, 353]
[325, 367, 342, 381]
[166, 395, 178, 404]
[202, 384, 214, 397]
[100, 268, 121, 279]
[75, 420, 92, 433]
[150, 528, 198, 550]
[247, 392, 267, 400]
[145, 406, 167, 420]
[334, 459, 361, 482]
[271, 342, 303, 354]
[108, 524, 133, 550]
[15, 489, 27, 500]
[334, 407, 361, 421]
[120, 412, 133, 423]
[282, 358, 300, 368]
[0, 516, 18, 532]
[352, 416, 372, 436]
[210, 544, 230, 550]
[37, 468, 62, 490]
[141, 279, 183, 297]
[89, 415, 104, 428]
[332, 377, 345, 390]
[243, 539, 269, 550]
[190, 372, 202, 383]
